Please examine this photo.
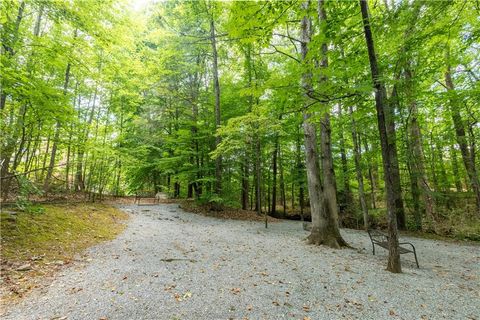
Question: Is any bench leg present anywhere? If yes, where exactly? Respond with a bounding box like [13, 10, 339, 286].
[413, 250, 419, 268]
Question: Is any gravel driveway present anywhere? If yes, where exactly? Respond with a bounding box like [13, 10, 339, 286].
[2, 203, 479, 320]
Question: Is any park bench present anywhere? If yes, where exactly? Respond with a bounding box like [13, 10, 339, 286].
[367, 229, 419, 268]
[134, 191, 159, 205]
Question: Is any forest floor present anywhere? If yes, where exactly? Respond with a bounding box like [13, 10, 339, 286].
[1, 203, 479, 320]
[0, 203, 129, 308]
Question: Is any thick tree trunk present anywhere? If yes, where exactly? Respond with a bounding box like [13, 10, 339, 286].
[301, 0, 347, 248]
[318, 0, 341, 230]
[387, 86, 406, 230]
[210, 18, 222, 195]
[360, 0, 401, 273]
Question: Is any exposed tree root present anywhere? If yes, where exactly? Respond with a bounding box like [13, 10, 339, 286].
[306, 229, 350, 249]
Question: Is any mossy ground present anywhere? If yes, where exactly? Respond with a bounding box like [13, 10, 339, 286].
[0, 203, 128, 306]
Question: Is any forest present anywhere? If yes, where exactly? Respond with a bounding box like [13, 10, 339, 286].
[1, 0, 479, 277]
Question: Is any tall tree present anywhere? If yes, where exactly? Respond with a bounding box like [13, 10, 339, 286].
[359, 0, 401, 272]
[210, 14, 222, 195]
[301, 0, 347, 248]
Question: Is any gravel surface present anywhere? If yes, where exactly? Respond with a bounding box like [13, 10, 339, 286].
[3, 203, 479, 320]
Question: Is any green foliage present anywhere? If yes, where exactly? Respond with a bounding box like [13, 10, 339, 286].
[1, 0, 479, 237]
[15, 176, 44, 214]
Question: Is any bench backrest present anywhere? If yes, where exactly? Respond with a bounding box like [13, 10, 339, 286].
[367, 229, 388, 243]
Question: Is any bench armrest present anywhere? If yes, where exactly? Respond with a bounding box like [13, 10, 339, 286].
[398, 242, 416, 251]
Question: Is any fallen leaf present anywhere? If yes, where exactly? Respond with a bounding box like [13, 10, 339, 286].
[303, 305, 310, 312]
[247, 305, 253, 311]
[389, 309, 396, 316]
[231, 288, 241, 295]
[69, 287, 83, 294]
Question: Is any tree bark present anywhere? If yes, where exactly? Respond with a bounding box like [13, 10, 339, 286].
[296, 129, 305, 221]
[360, 0, 401, 272]
[271, 136, 278, 215]
[210, 18, 222, 195]
[279, 147, 287, 216]
[445, 58, 480, 216]
[350, 106, 369, 229]
[387, 85, 406, 230]
[338, 105, 352, 211]
[318, 0, 340, 230]
[255, 134, 262, 216]
[0, 1, 25, 110]
[405, 64, 436, 228]
[44, 60, 72, 192]
[301, 0, 347, 248]
[363, 138, 377, 209]
[241, 156, 249, 210]
[450, 145, 462, 192]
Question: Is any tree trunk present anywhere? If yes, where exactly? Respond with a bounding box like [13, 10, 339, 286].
[360, 0, 401, 273]
[387, 86, 406, 230]
[338, 105, 352, 211]
[241, 156, 249, 210]
[301, 0, 347, 248]
[44, 60, 72, 192]
[450, 145, 462, 192]
[267, 164, 271, 215]
[210, 18, 222, 195]
[255, 134, 262, 216]
[296, 129, 305, 220]
[279, 147, 287, 216]
[318, 0, 341, 231]
[0, 1, 25, 110]
[405, 64, 436, 228]
[445, 58, 480, 216]
[271, 136, 278, 215]
[350, 106, 369, 229]
[363, 138, 377, 209]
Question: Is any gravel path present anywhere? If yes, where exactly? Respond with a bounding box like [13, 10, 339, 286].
[3, 204, 479, 320]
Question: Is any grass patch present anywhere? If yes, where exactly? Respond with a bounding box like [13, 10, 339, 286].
[0, 203, 128, 305]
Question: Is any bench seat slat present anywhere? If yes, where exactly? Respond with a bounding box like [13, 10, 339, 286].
[375, 241, 412, 254]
